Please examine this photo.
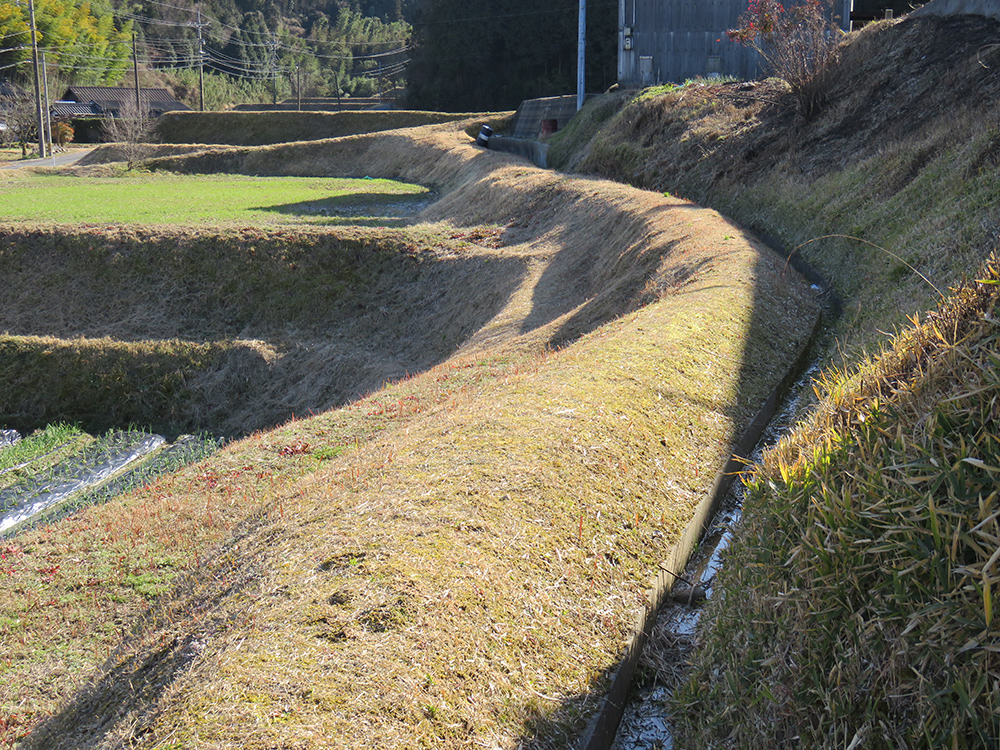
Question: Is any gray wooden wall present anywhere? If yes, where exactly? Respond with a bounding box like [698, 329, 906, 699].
[618, 0, 854, 86]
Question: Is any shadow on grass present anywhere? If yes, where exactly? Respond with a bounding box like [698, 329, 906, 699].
[19, 513, 271, 750]
[251, 191, 436, 227]
[0, 227, 528, 438]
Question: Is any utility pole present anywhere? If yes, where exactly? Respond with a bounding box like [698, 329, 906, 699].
[271, 31, 278, 107]
[40, 49, 51, 156]
[27, 0, 45, 157]
[296, 66, 301, 111]
[577, 0, 586, 111]
[133, 31, 141, 117]
[197, 8, 204, 111]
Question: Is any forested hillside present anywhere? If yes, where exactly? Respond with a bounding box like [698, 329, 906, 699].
[1, 0, 412, 107]
[2, 0, 616, 113]
[0, 0, 132, 84]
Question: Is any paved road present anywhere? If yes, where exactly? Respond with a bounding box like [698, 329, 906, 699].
[1, 148, 95, 170]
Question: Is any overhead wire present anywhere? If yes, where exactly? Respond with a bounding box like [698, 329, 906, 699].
[2, 0, 416, 91]
[410, 0, 619, 26]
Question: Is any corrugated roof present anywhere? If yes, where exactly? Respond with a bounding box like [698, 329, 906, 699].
[65, 86, 169, 103]
[51, 101, 102, 117]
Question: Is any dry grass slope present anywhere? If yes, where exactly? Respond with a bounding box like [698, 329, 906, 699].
[0, 120, 817, 747]
[152, 109, 494, 147]
[675, 260, 1000, 748]
[540, 12, 1000, 749]
[554, 14, 1000, 366]
[0, 224, 526, 436]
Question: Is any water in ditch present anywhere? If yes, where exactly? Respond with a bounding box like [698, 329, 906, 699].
[611, 362, 820, 750]
[0, 428, 218, 538]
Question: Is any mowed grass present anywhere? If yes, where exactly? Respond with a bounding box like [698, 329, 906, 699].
[0, 171, 431, 226]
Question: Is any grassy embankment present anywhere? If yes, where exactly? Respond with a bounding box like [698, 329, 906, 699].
[151, 109, 493, 147]
[0, 171, 451, 437]
[0, 119, 817, 747]
[547, 13, 1000, 747]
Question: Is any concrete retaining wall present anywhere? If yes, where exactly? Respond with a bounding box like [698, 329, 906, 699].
[485, 136, 549, 168]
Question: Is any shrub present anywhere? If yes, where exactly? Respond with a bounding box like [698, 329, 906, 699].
[52, 121, 73, 149]
[728, 0, 843, 118]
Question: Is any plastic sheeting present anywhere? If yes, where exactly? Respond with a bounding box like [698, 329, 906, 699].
[0, 431, 165, 536]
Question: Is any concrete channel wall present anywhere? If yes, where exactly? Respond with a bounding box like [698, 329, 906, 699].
[484, 136, 549, 168]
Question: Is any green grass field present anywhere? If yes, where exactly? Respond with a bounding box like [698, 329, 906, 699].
[0, 171, 431, 226]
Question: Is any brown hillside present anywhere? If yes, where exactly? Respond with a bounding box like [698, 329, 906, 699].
[554, 13, 1000, 363]
[538, 11, 1000, 749]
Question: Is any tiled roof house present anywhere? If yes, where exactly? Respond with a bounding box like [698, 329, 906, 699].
[61, 86, 191, 117]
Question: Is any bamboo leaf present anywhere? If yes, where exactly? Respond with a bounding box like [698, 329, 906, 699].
[962, 457, 1000, 474]
[929, 496, 942, 550]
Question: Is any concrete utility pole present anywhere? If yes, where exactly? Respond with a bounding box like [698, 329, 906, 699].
[133, 31, 141, 116]
[40, 49, 51, 156]
[577, 0, 586, 111]
[271, 31, 278, 107]
[27, 0, 45, 157]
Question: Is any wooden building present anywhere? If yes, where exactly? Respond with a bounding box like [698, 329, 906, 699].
[617, 0, 910, 86]
[61, 86, 191, 119]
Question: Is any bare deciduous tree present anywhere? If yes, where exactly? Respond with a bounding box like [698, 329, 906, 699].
[103, 96, 155, 169]
[728, 0, 843, 119]
[0, 92, 39, 157]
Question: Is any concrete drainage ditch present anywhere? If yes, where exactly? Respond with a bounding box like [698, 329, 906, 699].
[0, 429, 218, 538]
[609, 362, 822, 750]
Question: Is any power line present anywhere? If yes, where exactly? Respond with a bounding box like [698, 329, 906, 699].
[115, 11, 200, 29]
[4, 6, 415, 92]
[140, 0, 208, 15]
